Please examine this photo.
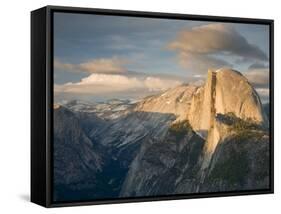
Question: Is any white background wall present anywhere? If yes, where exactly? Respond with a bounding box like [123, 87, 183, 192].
[0, 0, 279, 212]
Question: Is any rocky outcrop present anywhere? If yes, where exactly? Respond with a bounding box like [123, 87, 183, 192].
[188, 69, 268, 131]
[188, 68, 268, 169]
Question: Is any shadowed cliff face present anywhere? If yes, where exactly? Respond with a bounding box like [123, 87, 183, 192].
[201, 131, 270, 192]
[53, 106, 104, 201]
[120, 120, 205, 197]
[53, 68, 270, 201]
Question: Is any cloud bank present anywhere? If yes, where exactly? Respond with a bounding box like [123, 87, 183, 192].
[54, 57, 128, 74]
[168, 23, 268, 74]
[55, 73, 182, 97]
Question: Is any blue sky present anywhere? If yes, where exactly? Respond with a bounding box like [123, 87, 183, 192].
[53, 12, 270, 102]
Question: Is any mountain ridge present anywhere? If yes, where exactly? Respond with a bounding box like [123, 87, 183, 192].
[53, 68, 270, 201]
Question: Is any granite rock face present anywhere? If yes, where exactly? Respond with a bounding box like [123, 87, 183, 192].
[120, 68, 270, 196]
[53, 68, 270, 200]
[188, 69, 268, 170]
[188, 69, 268, 132]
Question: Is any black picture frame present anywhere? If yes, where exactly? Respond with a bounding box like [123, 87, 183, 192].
[31, 5, 274, 208]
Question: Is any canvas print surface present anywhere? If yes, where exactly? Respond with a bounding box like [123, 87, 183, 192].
[53, 12, 271, 202]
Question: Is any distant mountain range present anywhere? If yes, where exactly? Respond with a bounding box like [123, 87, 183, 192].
[53, 68, 270, 201]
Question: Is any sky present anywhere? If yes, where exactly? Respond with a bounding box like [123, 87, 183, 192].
[53, 12, 270, 103]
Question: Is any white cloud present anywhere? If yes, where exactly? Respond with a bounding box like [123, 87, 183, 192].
[256, 88, 269, 96]
[144, 77, 180, 92]
[54, 73, 182, 96]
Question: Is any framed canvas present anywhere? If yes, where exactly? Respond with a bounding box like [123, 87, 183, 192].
[31, 5, 274, 207]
